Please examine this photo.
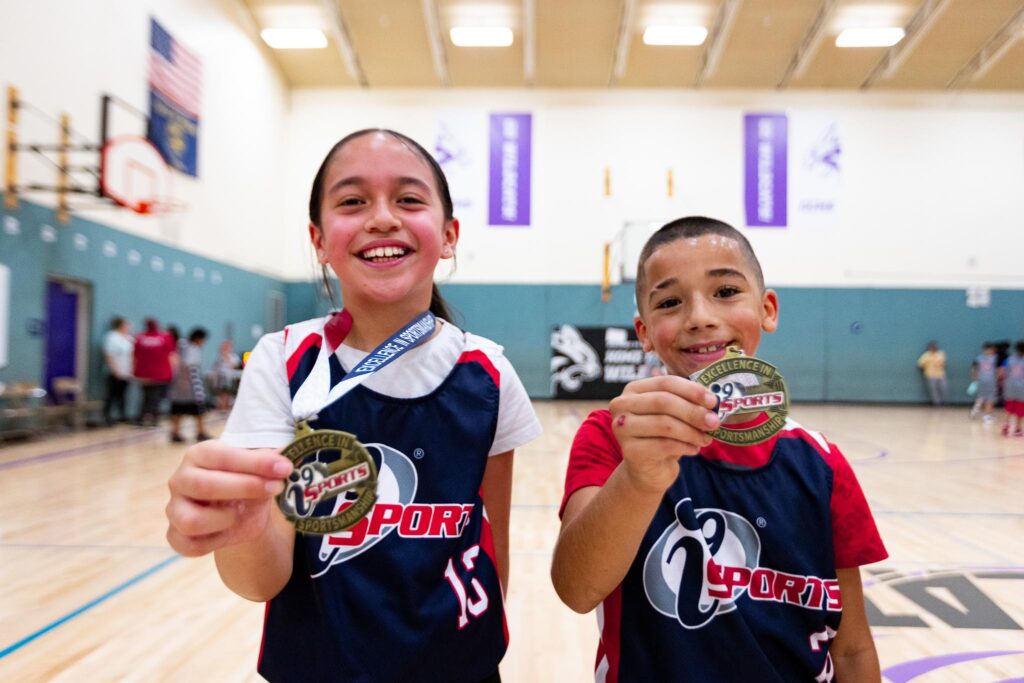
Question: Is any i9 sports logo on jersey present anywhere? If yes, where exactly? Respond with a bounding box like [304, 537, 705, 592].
[643, 499, 841, 630]
[311, 443, 476, 577]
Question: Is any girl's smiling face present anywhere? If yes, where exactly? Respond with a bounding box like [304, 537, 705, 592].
[635, 234, 778, 378]
[310, 132, 457, 312]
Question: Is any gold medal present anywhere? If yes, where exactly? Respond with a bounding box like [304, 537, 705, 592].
[277, 421, 379, 535]
[693, 346, 789, 446]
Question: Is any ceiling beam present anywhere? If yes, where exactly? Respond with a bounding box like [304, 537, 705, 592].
[609, 0, 637, 86]
[421, 0, 451, 87]
[523, 0, 536, 85]
[320, 0, 367, 87]
[947, 6, 1024, 88]
[696, 0, 743, 86]
[777, 0, 839, 89]
[862, 0, 952, 89]
[234, 1, 289, 85]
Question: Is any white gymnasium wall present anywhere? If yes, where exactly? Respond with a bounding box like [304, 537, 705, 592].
[0, 0, 290, 277]
[284, 89, 1024, 288]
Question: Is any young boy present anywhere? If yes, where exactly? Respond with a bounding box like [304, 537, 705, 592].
[552, 216, 887, 682]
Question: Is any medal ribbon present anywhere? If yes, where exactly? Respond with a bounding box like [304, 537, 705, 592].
[291, 310, 436, 422]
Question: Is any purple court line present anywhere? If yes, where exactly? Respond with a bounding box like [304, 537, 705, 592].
[0, 428, 165, 471]
[862, 452, 1024, 466]
[852, 450, 889, 463]
[883, 651, 1024, 683]
[0, 415, 226, 472]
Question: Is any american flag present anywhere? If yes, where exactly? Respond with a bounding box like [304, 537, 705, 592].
[149, 18, 202, 118]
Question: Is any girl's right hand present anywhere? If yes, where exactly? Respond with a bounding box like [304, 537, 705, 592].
[609, 375, 720, 495]
[166, 441, 293, 557]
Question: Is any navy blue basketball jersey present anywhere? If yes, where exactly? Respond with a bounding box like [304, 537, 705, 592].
[258, 319, 508, 683]
[563, 410, 887, 683]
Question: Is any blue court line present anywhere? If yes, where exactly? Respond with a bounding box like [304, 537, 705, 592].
[0, 554, 180, 660]
[0, 429, 163, 471]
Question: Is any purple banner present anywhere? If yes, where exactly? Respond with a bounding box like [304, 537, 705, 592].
[488, 113, 532, 226]
[744, 113, 788, 227]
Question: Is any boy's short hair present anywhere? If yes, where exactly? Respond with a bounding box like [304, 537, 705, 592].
[1016, 340, 1024, 354]
[634, 216, 765, 310]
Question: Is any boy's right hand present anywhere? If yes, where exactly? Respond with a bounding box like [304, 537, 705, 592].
[609, 375, 720, 495]
[166, 440, 293, 557]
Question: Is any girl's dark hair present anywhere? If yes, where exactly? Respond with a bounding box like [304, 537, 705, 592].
[110, 316, 125, 330]
[188, 327, 208, 344]
[308, 128, 455, 322]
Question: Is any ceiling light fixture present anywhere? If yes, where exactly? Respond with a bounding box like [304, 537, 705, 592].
[260, 28, 328, 49]
[449, 26, 514, 47]
[642, 25, 708, 46]
[835, 27, 905, 48]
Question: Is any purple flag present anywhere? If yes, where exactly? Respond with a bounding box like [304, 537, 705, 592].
[488, 113, 532, 226]
[744, 113, 788, 227]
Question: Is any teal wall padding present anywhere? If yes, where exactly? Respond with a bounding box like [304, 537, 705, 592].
[4, 194, 1022, 404]
[287, 282, 1024, 402]
[1, 195, 286, 405]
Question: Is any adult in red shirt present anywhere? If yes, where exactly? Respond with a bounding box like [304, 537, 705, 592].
[134, 318, 176, 426]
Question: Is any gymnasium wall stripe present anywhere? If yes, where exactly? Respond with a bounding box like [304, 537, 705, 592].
[744, 112, 788, 227]
[488, 112, 532, 226]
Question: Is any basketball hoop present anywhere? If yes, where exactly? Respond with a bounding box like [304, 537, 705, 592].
[100, 135, 173, 215]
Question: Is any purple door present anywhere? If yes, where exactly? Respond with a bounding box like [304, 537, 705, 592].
[44, 280, 78, 400]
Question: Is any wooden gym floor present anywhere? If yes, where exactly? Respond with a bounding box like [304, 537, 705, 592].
[1, 401, 1022, 681]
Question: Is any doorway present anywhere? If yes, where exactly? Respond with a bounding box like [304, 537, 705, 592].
[44, 277, 93, 401]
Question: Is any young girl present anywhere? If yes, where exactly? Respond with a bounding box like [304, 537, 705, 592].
[166, 129, 541, 682]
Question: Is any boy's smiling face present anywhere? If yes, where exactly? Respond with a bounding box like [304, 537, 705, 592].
[635, 234, 778, 378]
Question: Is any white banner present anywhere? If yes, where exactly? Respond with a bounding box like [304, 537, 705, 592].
[791, 112, 842, 227]
[434, 110, 487, 229]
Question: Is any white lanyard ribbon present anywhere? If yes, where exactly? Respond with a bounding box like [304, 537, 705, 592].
[291, 310, 436, 423]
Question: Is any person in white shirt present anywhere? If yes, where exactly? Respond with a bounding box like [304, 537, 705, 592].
[101, 316, 134, 425]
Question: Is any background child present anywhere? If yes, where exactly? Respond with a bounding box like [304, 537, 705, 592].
[168, 326, 209, 442]
[209, 339, 241, 411]
[165, 129, 541, 682]
[1000, 340, 1024, 436]
[551, 216, 887, 682]
[970, 342, 999, 421]
[917, 340, 947, 406]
